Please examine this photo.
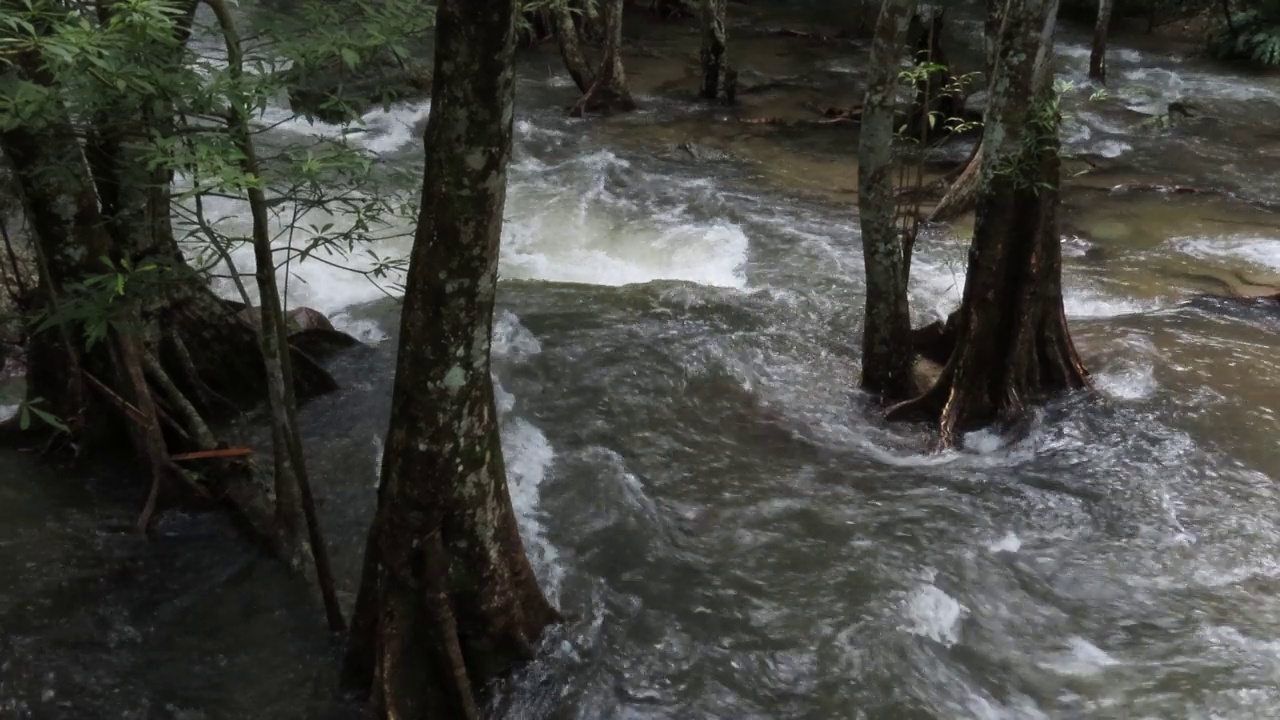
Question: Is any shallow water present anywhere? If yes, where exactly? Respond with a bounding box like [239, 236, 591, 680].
[5, 8, 1280, 719]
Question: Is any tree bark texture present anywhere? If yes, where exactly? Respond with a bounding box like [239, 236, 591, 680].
[343, 0, 560, 715]
[699, 0, 728, 101]
[552, 0, 595, 93]
[858, 0, 918, 402]
[888, 0, 1089, 447]
[570, 0, 637, 115]
[1089, 0, 1114, 83]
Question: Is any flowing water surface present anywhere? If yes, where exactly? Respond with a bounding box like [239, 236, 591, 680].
[4, 8, 1280, 718]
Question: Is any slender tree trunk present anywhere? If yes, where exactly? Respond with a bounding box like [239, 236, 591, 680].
[203, 0, 345, 632]
[552, 0, 595, 93]
[570, 0, 636, 115]
[699, 0, 728, 101]
[887, 0, 1089, 447]
[1089, 0, 1114, 83]
[343, 0, 560, 714]
[858, 0, 918, 402]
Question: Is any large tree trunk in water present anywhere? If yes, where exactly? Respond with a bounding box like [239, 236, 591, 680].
[552, 0, 594, 93]
[570, 0, 636, 116]
[858, 0, 918, 402]
[699, 0, 728, 101]
[887, 0, 1089, 448]
[1089, 0, 1114, 83]
[342, 0, 559, 715]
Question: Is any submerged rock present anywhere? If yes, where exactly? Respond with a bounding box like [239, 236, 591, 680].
[657, 140, 737, 164]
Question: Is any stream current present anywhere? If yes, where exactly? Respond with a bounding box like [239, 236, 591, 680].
[4, 7, 1280, 718]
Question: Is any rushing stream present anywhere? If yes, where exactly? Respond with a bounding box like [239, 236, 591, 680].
[5, 4, 1280, 718]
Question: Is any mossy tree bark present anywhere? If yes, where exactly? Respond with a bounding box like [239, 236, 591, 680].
[887, 0, 1089, 447]
[342, 0, 560, 715]
[570, 0, 636, 115]
[858, 0, 918, 402]
[1089, 0, 1114, 83]
[699, 0, 728, 101]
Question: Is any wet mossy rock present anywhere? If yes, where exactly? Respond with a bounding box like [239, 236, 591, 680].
[282, 47, 432, 123]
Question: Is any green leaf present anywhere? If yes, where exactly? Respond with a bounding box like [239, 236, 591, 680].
[29, 406, 70, 434]
[340, 47, 360, 69]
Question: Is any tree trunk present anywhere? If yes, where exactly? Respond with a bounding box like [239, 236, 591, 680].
[342, 0, 560, 715]
[887, 0, 1089, 448]
[553, 0, 595, 93]
[858, 0, 918, 402]
[1089, 0, 1114, 83]
[699, 0, 728, 101]
[203, 0, 345, 631]
[570, 0, 636, 116]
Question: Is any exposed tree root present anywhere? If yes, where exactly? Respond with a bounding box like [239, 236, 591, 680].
[928, 142, 982, 222]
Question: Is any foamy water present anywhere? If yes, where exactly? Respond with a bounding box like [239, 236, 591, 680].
[901, 571, 967, 648]
[1173, 235, 1280, 272]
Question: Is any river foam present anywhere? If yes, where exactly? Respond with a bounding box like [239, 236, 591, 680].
[1172, 234, 1280, 272]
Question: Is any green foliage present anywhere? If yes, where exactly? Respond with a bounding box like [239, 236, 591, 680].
[17, 396, 68, 434]
[895, 63, 983, 139]
[33, 255, 165, 350]
[991, 80, 1072, 195]
[1208, 9, 1280, 65]
[0, 0, 424, 352]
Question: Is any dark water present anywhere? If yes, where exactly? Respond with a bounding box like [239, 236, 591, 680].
[5, 7, 1280, 719]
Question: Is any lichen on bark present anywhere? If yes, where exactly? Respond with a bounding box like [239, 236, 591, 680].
[342, 0, 560, 715]
[858, 0, 918, 402]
